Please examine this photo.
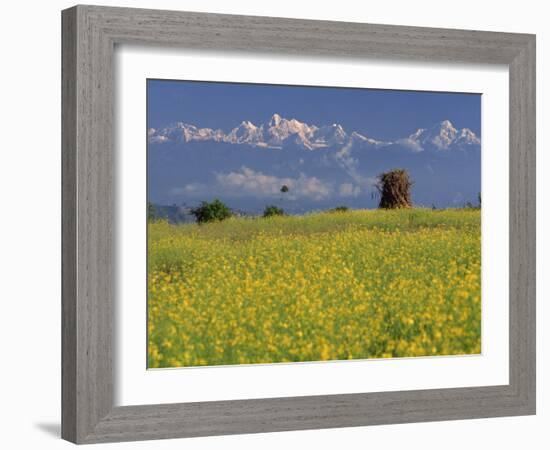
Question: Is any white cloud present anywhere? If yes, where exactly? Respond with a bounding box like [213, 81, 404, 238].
[396, 138, 424, 152]
[173, 168, 374, 202]
[339, 183, 361, 197]
[216, 166, 331, 201]
[332, 141, 375, 189]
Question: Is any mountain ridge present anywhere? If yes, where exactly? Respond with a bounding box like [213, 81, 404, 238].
[148, 114, 481, 152]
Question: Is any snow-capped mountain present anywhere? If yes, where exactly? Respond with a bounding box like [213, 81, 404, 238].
[224, 120, 264, 146]
[148, 123, 225, 144]
[149, 113, 347, 149]
[148, 114, 481, 212]
[148, 114, 479, 153]
[398, 120, 481, 152]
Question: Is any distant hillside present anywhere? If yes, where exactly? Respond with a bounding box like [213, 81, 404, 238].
[150, 204, 251, 223]
[149, 204, 195, 223]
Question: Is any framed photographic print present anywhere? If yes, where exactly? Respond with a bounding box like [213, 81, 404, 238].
[62, 5, 536, 444]
[145, 80, 485, 369]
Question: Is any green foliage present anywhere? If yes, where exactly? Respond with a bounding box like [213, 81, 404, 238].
[190, 199, 232, 224]
[328, 206, 350, 213]
[147, 202, 157, 221]
[263, 205, 285, 217]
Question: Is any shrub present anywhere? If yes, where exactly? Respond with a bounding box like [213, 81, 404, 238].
[147, 202, 157, 221]
[190, 199, 232, 224]
[328, 206, 349, 213]
[263, 205, 285, 217]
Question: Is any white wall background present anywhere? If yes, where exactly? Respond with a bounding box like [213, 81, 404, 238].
[0, 0, 546, 448]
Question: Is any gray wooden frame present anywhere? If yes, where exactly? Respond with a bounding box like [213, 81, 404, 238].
[62, 4, 536, 444]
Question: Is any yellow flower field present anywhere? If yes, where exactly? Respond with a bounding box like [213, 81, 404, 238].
[147, 208, 481, 368]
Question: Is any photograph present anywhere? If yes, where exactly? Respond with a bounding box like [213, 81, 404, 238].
[146, 79, 482, 369]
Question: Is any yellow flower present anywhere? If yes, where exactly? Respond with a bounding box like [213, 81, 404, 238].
[147, 208, 481, 368]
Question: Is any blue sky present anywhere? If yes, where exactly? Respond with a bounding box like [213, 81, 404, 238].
[147, 79, 481, 212]
[147, 79, 481, 140]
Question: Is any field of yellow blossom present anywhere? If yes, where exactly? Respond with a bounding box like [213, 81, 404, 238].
[147, 208, 481, 368]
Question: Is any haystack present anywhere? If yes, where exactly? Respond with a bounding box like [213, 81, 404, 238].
[376, 169, 413, 209]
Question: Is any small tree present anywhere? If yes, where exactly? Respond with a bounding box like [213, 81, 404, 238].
[190, 199, 232, 224]
[279, 184, 290, 209]
[147, 201, 157, 221]
[263, 205, 285, 217]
